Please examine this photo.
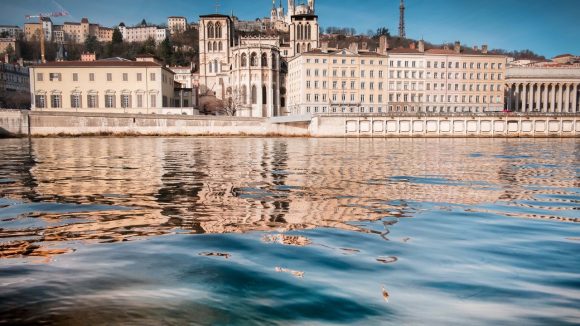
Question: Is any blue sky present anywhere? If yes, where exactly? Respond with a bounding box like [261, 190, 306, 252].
[3, 0, 579, 58]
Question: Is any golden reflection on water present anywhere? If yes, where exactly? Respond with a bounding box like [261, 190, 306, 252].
[0, 138, 578, 260]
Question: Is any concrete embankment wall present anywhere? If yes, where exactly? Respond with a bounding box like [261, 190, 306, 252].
[0, 110, 579, 138]
[26, 111, 309, 137]
[310, 115, 580, 137]
[0, 110, 28, 137]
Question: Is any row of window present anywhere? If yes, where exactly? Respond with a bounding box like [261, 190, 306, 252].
[425, 83, 500, 92]
[425, 72, 502, 80]
[424, 61, 503, 70]
[305, 69, 386, 78]
[206, 22, 223, 39]
[36, 72, 161, 83]
[302, 58, 504, 70]
[302, 93, 501, 104]
[302, 105, 496, 114]
[305, 58, 385, 65]
[301, 79, 501, 92]
[35, 94, 159, 109]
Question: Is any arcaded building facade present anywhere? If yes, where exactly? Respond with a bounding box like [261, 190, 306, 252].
[506, 67, 580, 113]
[230, 44, 281, 117]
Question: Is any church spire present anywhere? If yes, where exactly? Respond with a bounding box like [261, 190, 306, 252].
[399, 0, 406, 38]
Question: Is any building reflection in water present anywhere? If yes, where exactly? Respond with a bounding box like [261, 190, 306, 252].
[0, 138, 577, 259]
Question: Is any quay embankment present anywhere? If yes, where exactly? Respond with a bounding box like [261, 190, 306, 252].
[0, 110, 578, 138]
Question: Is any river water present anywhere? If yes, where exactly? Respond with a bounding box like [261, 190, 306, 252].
[0, 137, 578, 325]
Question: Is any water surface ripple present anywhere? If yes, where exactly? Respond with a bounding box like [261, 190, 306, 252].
[0, 138, 579, 325]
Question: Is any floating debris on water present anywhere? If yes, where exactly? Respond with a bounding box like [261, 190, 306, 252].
[377, 256, 398, 264]
[275, 267, 304, 278]
[382, 285, 390, 302]
[199, 252, 231, 259]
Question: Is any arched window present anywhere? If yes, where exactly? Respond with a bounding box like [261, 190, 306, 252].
[307, 43, 311, 52]
[208, 41, 212, 52]
[250, 52, 257, 66]
[209, 63, 212, 73]
[307, 24, 311, 40]
[241, 53, 247, 67]
[214, 60, 218, 73]
[207, 22, 214, 39]
[218, 41, 223, 52]
[298, 24, 303, 40]
[296, 43, 301, 54]
[272, 54, 277, 69]
[213, 41, 217, 52]
[241, 85, 247, 105]
[261, 53, 268, 67]
[251, 85, 257, 104]
[215, 22, 222, 38]
[262, 85, 267, 105]
[235, 54, 238, 68]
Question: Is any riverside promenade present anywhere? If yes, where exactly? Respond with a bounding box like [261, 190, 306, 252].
[0, 110, 579, 138]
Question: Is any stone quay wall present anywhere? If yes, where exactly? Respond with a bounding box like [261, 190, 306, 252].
[310, 114, 580, 138]
[0, 110, 578, 138]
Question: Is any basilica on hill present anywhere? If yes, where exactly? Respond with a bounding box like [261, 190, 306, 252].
[198, 0, 319, 117]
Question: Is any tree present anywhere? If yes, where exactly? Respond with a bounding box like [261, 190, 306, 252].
[374, 27, 390, 38]
[156, 38, 173, 65]
[112, 28, 123, 44]
[140, 37, 156, 55]
[3, 44, 16, 62]
[223, 87, 242, 116]
[84, 35, 99, 53]
[0, 31, 9, 38]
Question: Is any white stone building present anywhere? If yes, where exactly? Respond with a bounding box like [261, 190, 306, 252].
[118, 23, 168, 44]
[168, 16, 188, 35]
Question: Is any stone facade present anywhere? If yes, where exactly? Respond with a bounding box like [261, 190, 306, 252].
[287, 41, 506, 115]
[506, 67, 580, 113]
[0, 62, 29, 93]
[168, 16, 188, 35]
[29, 56, 175, 113]
[118, 23, 168, 44]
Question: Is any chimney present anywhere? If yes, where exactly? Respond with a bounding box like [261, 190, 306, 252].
[409, 42, 416, 50]
[361, 41, 368, 51]
[418, 39, 425, 53]
[473, 45, 479, 52]
[81, 52, 96, 62]
[349, 42, 359, 54]
[321, 41, 329, 53]
[378, 35, 388, 54]
[454, 41, 461, 54]
[481, 44, 488, 54]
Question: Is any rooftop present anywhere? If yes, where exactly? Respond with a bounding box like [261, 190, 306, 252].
[31, 59, 170, 71]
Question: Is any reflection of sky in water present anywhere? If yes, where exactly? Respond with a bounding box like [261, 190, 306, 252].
[0, 138, 579, 325]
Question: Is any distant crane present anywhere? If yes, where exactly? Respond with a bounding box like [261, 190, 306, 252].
[25, 11, 69, 63]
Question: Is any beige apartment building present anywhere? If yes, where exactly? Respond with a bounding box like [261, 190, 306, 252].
[287, 41, 506, 115]
[168, 16, 188, 35]
[29, 56, 176, 113]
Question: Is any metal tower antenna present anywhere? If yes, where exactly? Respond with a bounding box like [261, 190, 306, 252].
[399, 0, 406, 38]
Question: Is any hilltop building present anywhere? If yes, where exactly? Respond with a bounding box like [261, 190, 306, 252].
[168, 16, 188, 35]
[118, 22, 168, 44]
